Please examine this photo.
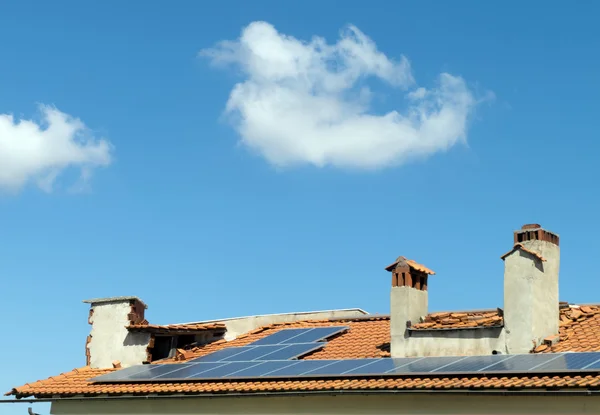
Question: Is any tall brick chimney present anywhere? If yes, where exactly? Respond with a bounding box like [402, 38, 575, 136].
[501, 224, 560, 354]
[386, 256, 435, 357]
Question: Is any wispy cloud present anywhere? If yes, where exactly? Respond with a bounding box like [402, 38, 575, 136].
[0, 105, 112, 192]
[201, 21, 489, 169]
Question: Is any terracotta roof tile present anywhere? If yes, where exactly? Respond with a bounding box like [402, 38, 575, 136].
[385, 256, 435, 275]
[9, 366, 600, 398]
[536, 305, 600, 353]
[500, 243, 546, 262]
[411, 310, 503, 330]
[10, 305, 600, 398]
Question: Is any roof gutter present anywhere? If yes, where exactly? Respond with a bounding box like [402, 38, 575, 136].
[3, 389, 600, 403]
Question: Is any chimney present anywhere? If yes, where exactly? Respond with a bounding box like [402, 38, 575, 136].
[386, 256, 435, 357]
[83, 296, 151, 369]
[501, 224, 560, 354]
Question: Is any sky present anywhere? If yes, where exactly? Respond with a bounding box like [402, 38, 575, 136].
[2, 0, 600, 413]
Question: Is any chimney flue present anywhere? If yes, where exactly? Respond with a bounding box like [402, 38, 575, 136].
[387, 257, 435, 358]
[502, 224, 560, 354]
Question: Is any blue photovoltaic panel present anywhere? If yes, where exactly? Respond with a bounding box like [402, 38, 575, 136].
[152, 362, 226, 379]
[260, 343, 325, 360]
[532, 352, 600, 372]
[390, 356, 463, 374]
[122, 364, 194, 381]
[431, 354, 512, 373]
[265, 360, 335, 376]
[190, 346, 255, 363]
[565, 353, 600, 370]
[191, 361, 263, 378]
[280, 327, 349, 344]
[211, 360, 300, 378]
[91, 352, 600, 383]
[90, 364, 155, 382]
[221, 345, 285, 362]
[480, 353, 560, 372]
[248, 329, 311, 346]
[301, 359, 376, 375]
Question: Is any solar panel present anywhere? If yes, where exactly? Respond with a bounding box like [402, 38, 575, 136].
[225, 360, 301, 378]
[91, 351, 600, 383]
[280, 327, 349, 344]
[263, 360, 334, 376]
[190, 361, 263, 378]
[430, 354, 512, 373]
[260, 342, 325, 360]
[189, 346, 255, 362]
[152, 362, 226, 379]
[90, 364, 155, 382]
[300, 359, 379, 375]
[221, 345, 285, 361]
[248, 329, 312, 346]
[479, 353, 561, 372]
[123, 364, 194, 380]
[530, 352, 600, 372]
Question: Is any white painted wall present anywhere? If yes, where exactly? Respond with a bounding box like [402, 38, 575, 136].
[50, 394, 600, 415]
[87, 300, 151, 369]
[504, 240, 560, 354]
[404, 327, 507, 357]
[390, 286, 427, 357]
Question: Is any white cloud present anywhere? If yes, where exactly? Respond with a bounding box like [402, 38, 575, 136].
[201, 21, 487, 169]
[0, 105, 112, 192]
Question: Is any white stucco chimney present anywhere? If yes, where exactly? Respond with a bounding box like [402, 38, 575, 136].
[502, 224, 560, 354]
[387, 256, 435, 357]
[83, 296, 151, 369]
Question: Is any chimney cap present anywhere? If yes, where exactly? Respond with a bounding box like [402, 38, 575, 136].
[385, 256, 435, 275]
[83, 296, 148, 309]
[521, 224, 542, 230]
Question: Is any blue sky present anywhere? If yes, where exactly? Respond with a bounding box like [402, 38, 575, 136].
[2, 0, 600, 413]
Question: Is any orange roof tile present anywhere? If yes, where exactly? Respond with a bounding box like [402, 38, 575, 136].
[128, 322, 226, 334]
[9, 305, 600, 398]
[500, 243, 546, 262]
[411, 309, 503, 330]
[385, 256, 435, 275]
[536, 305, 600, 353]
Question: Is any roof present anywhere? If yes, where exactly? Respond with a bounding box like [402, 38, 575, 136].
[410, 309, 503, 330]
[127, 322, 226, 335]
[500, 243, 546, 262]
[9, 304, 600, 399]
[385, 256, 435, 274]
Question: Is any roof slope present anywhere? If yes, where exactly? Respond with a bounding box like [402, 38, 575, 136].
[9, 305, 600, 398]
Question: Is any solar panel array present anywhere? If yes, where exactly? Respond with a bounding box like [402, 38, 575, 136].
[91, 326, 600, 383]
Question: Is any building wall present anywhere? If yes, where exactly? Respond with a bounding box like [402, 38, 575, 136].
[51, 394, 600, 415]
[88, 301, 151, 369]
[405, 327, 507, 357]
